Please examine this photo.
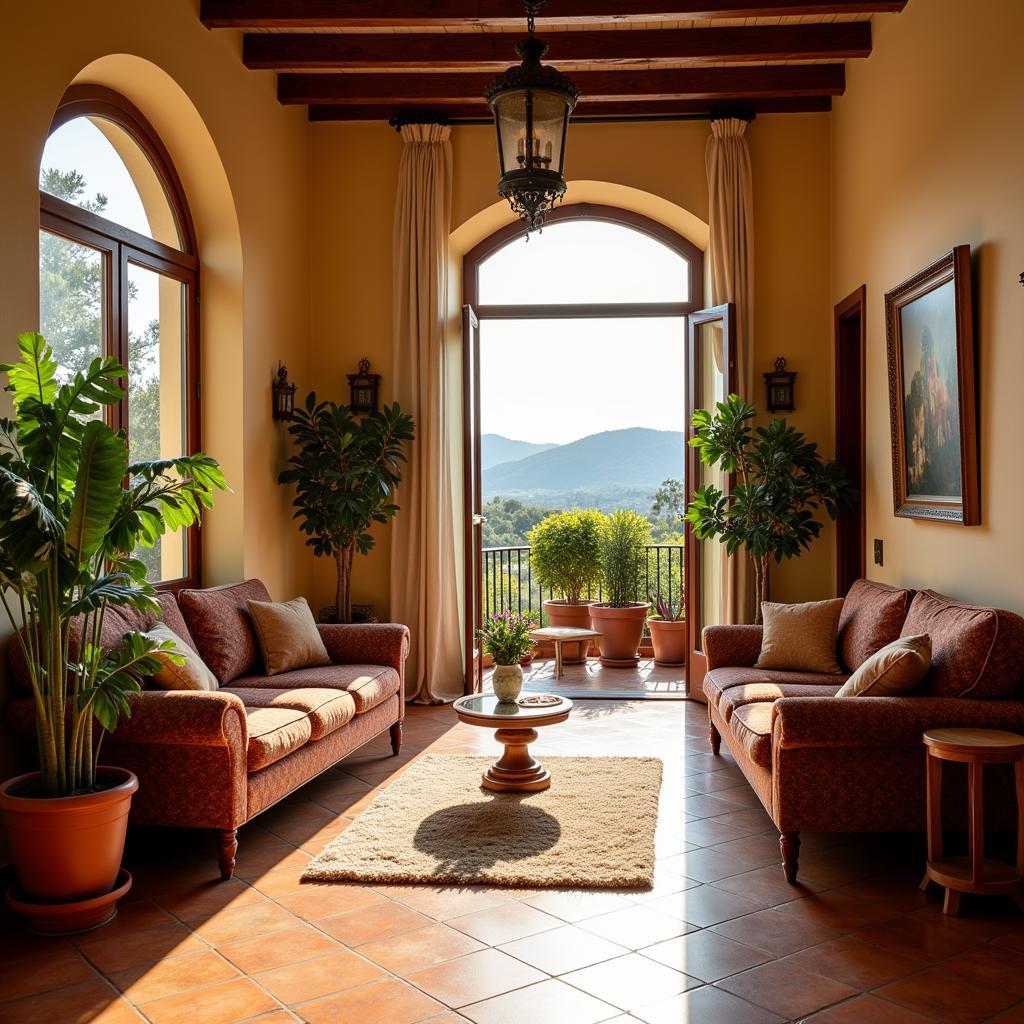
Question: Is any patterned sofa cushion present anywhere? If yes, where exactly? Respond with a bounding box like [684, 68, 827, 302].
[245, 706, 312, 771]
[704, 667, 848, 714]
[718, 678, 846, 721]
[730, 703, 775, 769]
[179, 579, 271, 684]
[229, 664, 401, 715]
[230, 687, 356, 741]
[902, 589, 1024, 698]
[838, 579, 915, 672]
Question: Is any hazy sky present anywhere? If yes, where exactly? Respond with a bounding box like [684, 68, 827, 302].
[479, 222, 689, 445]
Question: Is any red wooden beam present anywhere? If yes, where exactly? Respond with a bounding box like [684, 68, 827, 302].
[203, 1, 905, 28]
[308, 96, 833, 121]
[244, 23, 871, 70]
[279, 64, 845, 105]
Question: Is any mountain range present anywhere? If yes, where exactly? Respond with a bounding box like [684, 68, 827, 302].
[483, 428, 684, 496]
[481, 434, 557, 470]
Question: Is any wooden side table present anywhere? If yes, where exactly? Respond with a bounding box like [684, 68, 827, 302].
[920, 728, 1024, 916]
[529, 627, 602, 680]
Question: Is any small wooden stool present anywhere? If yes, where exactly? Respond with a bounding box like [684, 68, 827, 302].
[920, 728, 1024, 916]
[529, 627, 602, 679]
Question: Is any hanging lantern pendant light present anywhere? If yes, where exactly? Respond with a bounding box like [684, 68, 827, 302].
[484, 0, 580, 233]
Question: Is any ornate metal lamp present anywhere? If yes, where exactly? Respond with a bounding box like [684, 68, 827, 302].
[272, 362, 297, 421]
[484, 1, 579, 233]
[347, 358, 381, 414]
[764, 356, 798, 413]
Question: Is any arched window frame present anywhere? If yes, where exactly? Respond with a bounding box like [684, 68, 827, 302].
[39, 85, 202, 590]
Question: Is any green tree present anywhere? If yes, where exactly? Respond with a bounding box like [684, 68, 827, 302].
[481, 496, 555, 547]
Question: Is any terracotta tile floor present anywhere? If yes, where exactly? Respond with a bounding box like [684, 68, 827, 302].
[3, 699, 1024, 1023]
[489, 656, 688, 699]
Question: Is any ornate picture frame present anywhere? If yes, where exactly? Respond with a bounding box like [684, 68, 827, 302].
[884, 245, 979, 524]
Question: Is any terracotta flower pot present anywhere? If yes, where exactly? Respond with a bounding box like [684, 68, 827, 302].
[542, 599, 596, 663]
[589, 603, 650, 667]
[648, 617, 688, 667]
[0, 766, 137, 932]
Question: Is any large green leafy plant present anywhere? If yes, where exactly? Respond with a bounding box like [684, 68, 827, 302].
[685, 394, 853, 623]
[279, 396, 414, 624]
[600, 510, 651, 607]
[0, 333, 226, 797]
[528, 509, 605, 606]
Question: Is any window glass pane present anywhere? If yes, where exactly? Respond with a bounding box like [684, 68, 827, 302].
[127, 263, 188, 583]
[39, 229, 104, 384]
[478, 220, 690, 305]
[41, 116, 181, 248]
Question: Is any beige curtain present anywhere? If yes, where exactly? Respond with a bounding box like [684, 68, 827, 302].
[706, 116, 756, 624]
[390, 123, 464, 703]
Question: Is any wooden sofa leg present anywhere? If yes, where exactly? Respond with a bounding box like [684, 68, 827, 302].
[217, 829, 238, 881]
[780, 830, 801, 884]
[390, 721, 403, 756]
[710, 721, 722, 756]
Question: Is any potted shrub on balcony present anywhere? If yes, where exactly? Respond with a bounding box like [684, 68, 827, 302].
[528, 509, 605, 664]
[0, 333, 226, 933]
[647, 592, 687, 667]
[279, 394, 414, 623]
[590, 510, 652, 667]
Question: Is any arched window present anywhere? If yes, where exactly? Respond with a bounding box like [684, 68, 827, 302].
[39, 86, 200, 589]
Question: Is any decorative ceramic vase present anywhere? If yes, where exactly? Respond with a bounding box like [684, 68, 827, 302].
[648, 617, 688, 666]
[492, 664, 524, 703]
[542, 599, 596, 663]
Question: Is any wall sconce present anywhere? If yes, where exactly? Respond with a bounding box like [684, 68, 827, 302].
[272, 362, 297, 421]
[347, 358, 381, 414]
[764, 356, 797, 413]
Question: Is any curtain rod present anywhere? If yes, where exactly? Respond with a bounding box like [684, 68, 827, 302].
[388, 108, 756, 131]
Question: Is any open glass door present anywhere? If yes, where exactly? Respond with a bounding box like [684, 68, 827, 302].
[462, 304, 484, 693]
[685, 304, 736, 696]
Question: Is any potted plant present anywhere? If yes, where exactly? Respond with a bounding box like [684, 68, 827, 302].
[647, 591, 687, 667]
[528, 509, 604, 663]
[279, 395, 414, 623]
[0, 333, 226, 933]
[590, 510, 652, 667]
[477, 611, 536, 703]
[685, 394, 853, 623]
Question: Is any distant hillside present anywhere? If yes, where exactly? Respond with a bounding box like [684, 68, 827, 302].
[482, 433, 557, 470]
[483, 428, 684, 494]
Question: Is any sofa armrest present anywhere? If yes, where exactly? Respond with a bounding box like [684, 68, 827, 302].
[773, 695, 1024, 751]
[317, 623, 411, 673]
[111, 689, 247, 747]
[703, 625, 764, 670]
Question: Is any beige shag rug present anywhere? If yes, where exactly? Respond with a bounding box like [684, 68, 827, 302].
[302, 754, 662, 889]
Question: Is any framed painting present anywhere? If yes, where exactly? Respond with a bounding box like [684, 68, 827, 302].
[884, 245, 978, 524]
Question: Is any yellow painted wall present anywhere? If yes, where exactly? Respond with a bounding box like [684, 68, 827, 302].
[309, 113, 836, 616]
[831, 0, 1024, 611]
[0, 0, 313, 780]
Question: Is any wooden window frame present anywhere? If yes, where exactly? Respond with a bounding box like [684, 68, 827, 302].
[39, 86, 202, 591]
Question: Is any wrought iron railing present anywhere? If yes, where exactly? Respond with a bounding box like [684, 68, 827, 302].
[481, 544, 684, 629]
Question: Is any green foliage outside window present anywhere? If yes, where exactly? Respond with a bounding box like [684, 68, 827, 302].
[527, 508, 605, 606]
[600, 510, 652, 608]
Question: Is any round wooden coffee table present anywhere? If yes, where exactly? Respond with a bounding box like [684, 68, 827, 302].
[921, 727, 1024, 916]
[453, 693, 572, 793]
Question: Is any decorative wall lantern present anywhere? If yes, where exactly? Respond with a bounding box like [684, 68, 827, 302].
[272, 362, 297, 421]
[483, 0, 579, 233]
[764, 357, 797, 413]
[347, 358, 381, 414]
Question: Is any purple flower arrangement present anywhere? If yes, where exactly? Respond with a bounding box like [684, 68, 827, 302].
[476, 610, 537, 666]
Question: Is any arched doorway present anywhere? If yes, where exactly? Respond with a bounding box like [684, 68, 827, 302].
[462, 203, 708, 695]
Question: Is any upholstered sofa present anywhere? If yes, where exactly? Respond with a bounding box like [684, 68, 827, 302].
[6, 580, 409, 879]
[700, 579, 1024, 883]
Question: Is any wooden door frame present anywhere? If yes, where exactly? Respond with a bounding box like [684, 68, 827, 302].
[462, 304, 483, 694]
[834, 285, 867, 595]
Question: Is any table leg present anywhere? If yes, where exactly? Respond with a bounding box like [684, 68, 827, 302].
[482, 727, 551, 792]
[555, 641, 563, 680]
[969, 761, 985, 888]
[926, 751, 943, 865]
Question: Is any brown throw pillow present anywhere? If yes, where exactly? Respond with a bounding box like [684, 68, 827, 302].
[755, 599, 846, 674]
[247, 597, 332, 676]
[179, 579, 271, 683]
[836, 634, 931, 697]
[145, 623, 219, 691]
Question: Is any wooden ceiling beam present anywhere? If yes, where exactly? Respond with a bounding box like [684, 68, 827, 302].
[203, 1, 906, 29]
[244, 23, 870, 71]
[279, 64, 845, 105]
[308, 95, 833, 121]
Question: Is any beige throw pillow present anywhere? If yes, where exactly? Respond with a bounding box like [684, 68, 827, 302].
[755, 598, 846, 674]
[836, 634, 932, 697]
[146, 623, 219, 691]
[247, 596, 331, 675]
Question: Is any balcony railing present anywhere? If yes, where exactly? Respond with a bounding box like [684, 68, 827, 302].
[482, 544, 684, 629]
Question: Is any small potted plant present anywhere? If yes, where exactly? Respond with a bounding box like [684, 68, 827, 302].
[528, 509, 604, 663]
[647, 592, 687, 667]
[590, 510, 652, 667]
[477, 611, 536, 703]
[0, 333, 226, 933]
